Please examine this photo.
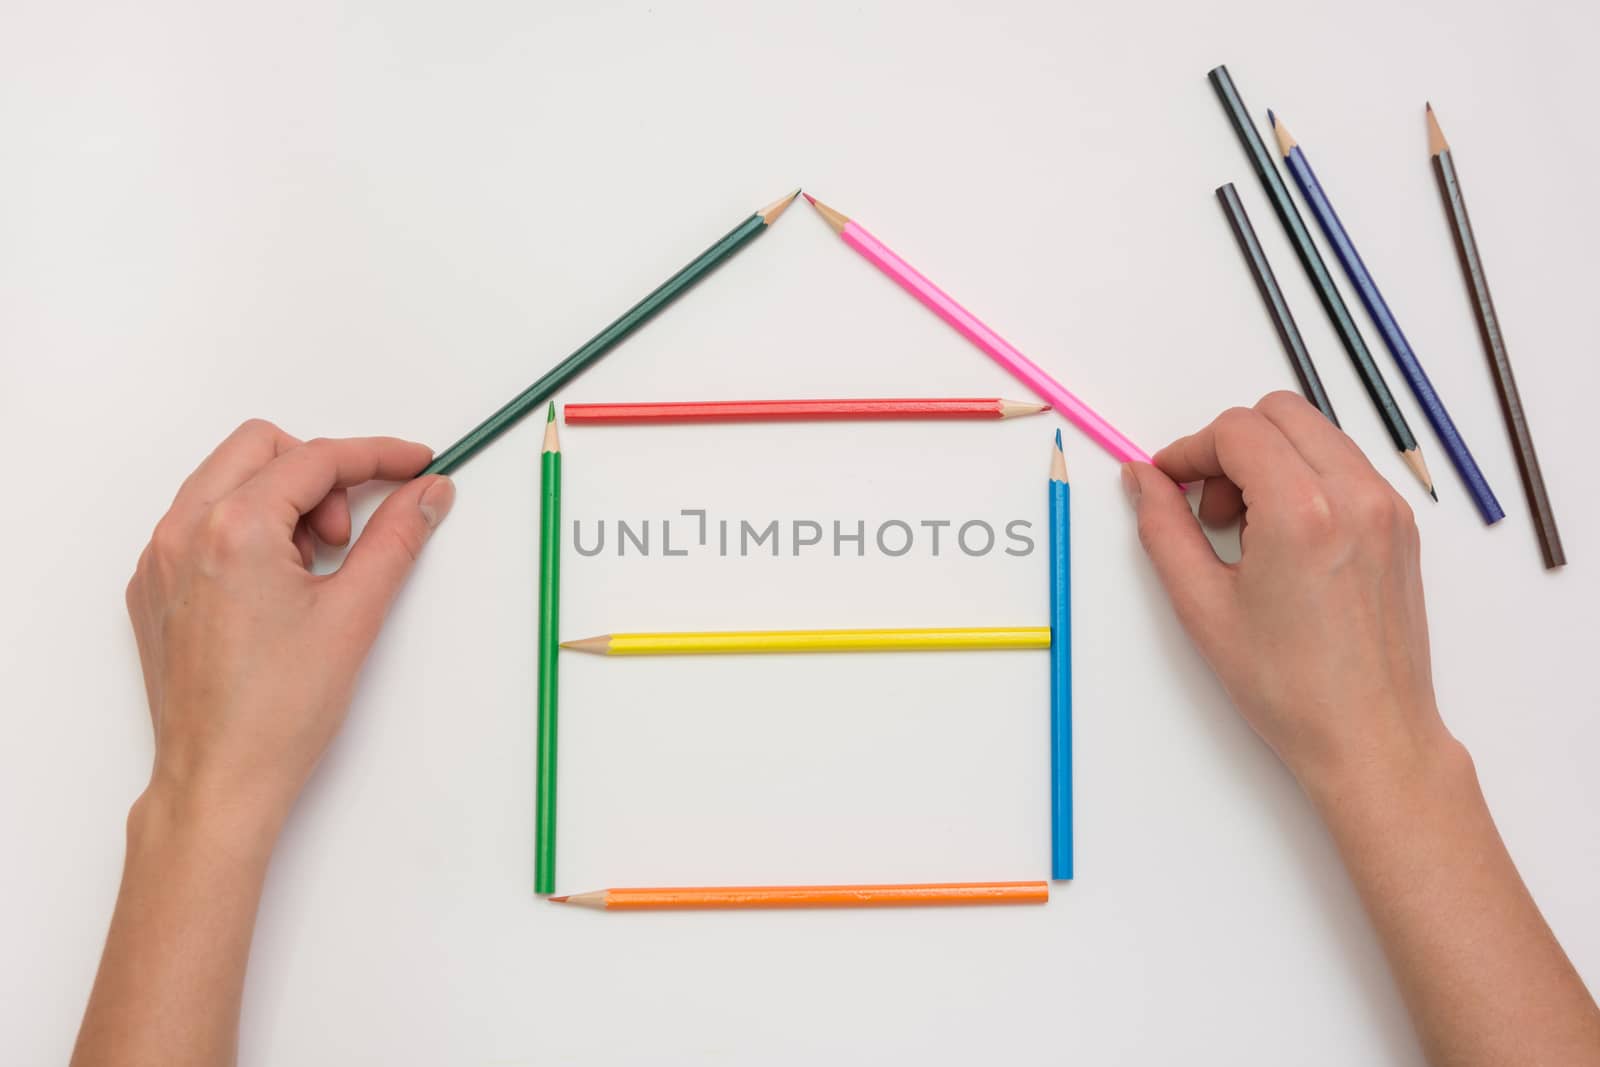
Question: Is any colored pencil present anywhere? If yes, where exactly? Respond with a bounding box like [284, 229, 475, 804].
[1272, 113, 1503, 525]
[420, 189, 801, 476]
[800, 194, 1154, 467]
[561, 627, 1050, 656]
[1215, 183, 1340, 425]
[1048, 430, 1072, 881]
[1208, 65, 1434, 498]
[549, 881, 1050, 910]
[563, 397, 1050, 424]
[1428, 105, 1564, 566]
[535, 404, 561, 894]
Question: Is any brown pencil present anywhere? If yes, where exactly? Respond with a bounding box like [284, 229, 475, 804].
[548, 881, 1050, 910]
[1427, 105, 1564, 569]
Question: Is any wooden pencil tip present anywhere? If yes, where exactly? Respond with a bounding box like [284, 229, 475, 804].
[560, 635, 612, 655]
[1401, 448, 1435, 498]
[548, 895, 569, 903]
[1425, 103, 1449, 156]
[1050, 431, 1069, 482]
[802, 192, 817, 205]
[803, 194, 850, 235]
[543, 407, 560, 452]
[758, 188, 802, 225]
[1269, 111, 1296, 156]
[999, 399, 1050, 418]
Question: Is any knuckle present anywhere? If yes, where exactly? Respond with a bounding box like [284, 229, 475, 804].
[1282, 487, 1337, 542]
[201, 498, 262, 555]
[1213, 407, 1262, 446]
[1255, 390, 1305, 418]
[149, 518, 185, 559]
[1349, 486, 1400, 534]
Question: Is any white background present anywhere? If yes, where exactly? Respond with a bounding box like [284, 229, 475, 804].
[3, 1, 1597, 1063]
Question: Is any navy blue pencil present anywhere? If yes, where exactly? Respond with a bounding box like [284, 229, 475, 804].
[1048, 430, 1072, 880]
[1270, 112, 1504, 524]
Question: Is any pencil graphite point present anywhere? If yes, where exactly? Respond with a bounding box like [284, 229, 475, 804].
[802, 192, 817, 205]
[1267, 107, 1277, 128]
[548, 895, 569, 903]
[547, 402, 555, 422]
[1054, 428, 1063, 449]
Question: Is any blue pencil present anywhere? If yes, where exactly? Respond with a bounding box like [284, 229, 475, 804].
[1270, 111, 1504, 525]
[1049, 430, 1072, 880]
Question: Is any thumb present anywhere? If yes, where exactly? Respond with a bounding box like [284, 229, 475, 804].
[336, 475, 454, 622]
[1122, 462, 1232, 631]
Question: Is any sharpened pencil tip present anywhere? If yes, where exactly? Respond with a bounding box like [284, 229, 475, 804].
[1267, 108, 1277, 127]
[548, 896, 568, 903]
[547, 402, 555, 422]
[758, 189, 803, 225]
[802, 192, 816, 205]
[1054, 428, 1063, 450]
[1430, 487, 1438, 502]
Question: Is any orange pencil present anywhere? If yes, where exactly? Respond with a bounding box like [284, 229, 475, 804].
[548, 881, 1048, 910]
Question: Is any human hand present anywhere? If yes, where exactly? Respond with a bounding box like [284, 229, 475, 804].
[1121, 392, 1452, 796]
[125, 420, 454, 838]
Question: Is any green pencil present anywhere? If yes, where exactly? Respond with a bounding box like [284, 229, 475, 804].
[422, 189, 802, 476]
[535, 403, 562, 894]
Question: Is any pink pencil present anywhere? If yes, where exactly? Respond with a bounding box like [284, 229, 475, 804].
[803, 194, 1153, 466]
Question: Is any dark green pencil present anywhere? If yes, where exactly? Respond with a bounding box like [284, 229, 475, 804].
[1207, 65, 1434, 499]
[422, 189, 801, 476]
[536, 403, 561, 894]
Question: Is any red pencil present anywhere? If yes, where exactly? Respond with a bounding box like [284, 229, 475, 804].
[564, 397, 1050, 425]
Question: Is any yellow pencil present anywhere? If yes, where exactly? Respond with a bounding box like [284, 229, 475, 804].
[560, 626, 1050, 656]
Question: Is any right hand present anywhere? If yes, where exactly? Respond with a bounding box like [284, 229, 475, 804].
[1121, 391, 1455, 795]
[125, 421, 454, 839]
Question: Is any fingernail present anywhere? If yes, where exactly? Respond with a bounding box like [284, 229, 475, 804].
[1120, 463, 1142, 509]
[418, 476, 455, 529]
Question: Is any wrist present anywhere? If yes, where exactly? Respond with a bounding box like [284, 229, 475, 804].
[129, 777, 286, 871]
[1301, 724, 1478, 834]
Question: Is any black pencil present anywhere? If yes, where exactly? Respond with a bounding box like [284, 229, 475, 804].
[1208, 64, 1434, 499]
[1427, 105, 1564, 568]
[1215, 183, 1339, 425]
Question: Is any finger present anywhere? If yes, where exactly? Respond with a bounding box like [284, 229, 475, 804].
[1253, 391, 1372, 477]
[1154, 407, 1314, 499]
[1197, 475, 1245, 528]
[293, 518, 316, 569]
[307, 489, 351, 546]
[172, 419, 301, 515]
[1123, 462, 1235, 632]
[334, 476, 455, 629]
[236, 437, 435, 532]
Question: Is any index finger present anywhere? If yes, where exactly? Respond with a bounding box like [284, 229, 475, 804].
[235, 437, 434, 529]
[1154, 407, 1315, 495]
